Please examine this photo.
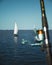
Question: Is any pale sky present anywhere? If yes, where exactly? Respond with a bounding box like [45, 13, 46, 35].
[0, 0, 52, 30]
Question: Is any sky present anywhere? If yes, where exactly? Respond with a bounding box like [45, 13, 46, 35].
[0, 0, 52, 30]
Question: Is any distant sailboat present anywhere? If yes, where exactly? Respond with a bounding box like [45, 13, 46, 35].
[14, 22, 18, 36]
[33, 25, 37, 34]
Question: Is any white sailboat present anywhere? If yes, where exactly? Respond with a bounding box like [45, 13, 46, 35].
[14, 22, 18, 36]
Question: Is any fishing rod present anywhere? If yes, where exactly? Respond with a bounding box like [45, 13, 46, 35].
[40, 0, 50, 47]
[40, 1, 52, 65]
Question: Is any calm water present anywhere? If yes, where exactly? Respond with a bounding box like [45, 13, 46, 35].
[0, 30, 52, 65]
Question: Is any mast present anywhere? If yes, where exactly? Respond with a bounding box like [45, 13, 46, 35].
[40, 0, 49, 47]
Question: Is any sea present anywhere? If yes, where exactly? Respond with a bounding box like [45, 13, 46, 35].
[0, 30, 52, 65]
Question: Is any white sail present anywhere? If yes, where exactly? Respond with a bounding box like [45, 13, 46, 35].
[33, 25, 37, 34]
[14, 22, 18, 35]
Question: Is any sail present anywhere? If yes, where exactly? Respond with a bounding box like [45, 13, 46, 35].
[14, 22, 18, 35]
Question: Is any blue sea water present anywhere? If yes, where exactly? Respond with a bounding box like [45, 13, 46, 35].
[0, 30, 52, 65]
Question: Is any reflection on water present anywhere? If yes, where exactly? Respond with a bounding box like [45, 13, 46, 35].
[14, 36, 18, 57]
[14, 36, 18, 43]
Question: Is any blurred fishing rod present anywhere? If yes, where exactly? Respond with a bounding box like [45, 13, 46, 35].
[40, 1, 52, 65]
[40, 0, 50, 47]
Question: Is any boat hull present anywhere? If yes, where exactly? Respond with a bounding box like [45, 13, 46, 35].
[14, 34, 18, 37]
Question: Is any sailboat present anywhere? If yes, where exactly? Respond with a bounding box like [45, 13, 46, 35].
[14, 22, 18, 36]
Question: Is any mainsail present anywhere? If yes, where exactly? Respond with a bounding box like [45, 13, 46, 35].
[14, 22, 18, 35]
